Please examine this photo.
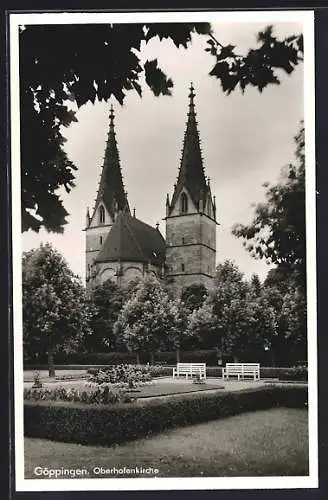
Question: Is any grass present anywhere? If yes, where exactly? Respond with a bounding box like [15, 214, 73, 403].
[24, 407, 308, 478]
[126, 382, 223, 398]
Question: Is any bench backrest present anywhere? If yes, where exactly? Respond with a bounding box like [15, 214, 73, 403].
[176, 363, 206, 373]
[225, 363, 259, 372]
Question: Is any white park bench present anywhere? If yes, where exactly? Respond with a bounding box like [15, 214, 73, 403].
[173, 363, 206, 380]
[222, 363, 260, 381]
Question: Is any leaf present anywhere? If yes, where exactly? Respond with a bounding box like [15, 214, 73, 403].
[217, 44, 236, 60]
[144, 59, 173, 97]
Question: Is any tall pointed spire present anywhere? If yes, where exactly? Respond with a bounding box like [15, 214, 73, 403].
[94, 104, 130, 220]
[169, 83, 208, 211]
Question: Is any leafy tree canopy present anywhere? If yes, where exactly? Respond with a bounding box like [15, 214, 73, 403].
[22, 242, 91, 375]
[87, 279, 124, 352]
[232, 123, 306, 290]
[20, 23, 303, 233]
[181, 283, 208, 311]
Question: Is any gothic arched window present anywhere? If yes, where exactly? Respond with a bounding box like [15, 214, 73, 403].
[180, 193, 188, 214]
[99, 205, 105, 224]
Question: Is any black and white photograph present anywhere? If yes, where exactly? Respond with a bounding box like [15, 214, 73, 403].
[9, 9, 317, 492]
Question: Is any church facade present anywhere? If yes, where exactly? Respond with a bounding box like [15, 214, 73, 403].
[85, 84, 218, 297]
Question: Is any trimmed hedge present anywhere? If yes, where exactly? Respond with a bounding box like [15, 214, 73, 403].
[24, 365, 308, 382]
[24, 352, 138, 367]
[24, 350, 308, 368]
[152, 366, 308, 381]
[24, 350, 219, 367]
[24, 386, 307, 446]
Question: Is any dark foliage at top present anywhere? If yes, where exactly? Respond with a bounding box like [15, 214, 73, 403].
[20, 23, 303, 233]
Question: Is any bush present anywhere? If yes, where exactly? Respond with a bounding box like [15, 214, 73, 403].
[24, 385, 135, 405]
[24, 350, 220, 367]
[24, 385, 307, 446]
[155, 350, 218, 364]
[32, 371, 43, 388]
[24, 352, 139, 367]
[261, 367, 307, 381]
[88, 364, 152, 386]
[149, 365, 172, 378]
[146, 365, 308, 381]
[205, 366, 307, 381]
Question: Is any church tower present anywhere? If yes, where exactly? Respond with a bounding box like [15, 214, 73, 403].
[85, 105, 130, 287]
[165, 84, 218, 297]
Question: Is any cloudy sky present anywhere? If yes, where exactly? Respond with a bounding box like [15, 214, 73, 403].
[21, 15, 306, 283]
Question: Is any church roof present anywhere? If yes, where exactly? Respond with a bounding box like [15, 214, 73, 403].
[169, 84, 211, 213]
[92, 105, 130, 221]
[95, 212, 166, 267]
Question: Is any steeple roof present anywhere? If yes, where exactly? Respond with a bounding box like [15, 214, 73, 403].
[169, 83, 210, 211]
[93, 105, 130, 220]
[95, 212, 166, 267]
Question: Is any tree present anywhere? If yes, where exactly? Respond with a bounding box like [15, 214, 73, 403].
[189, 260, 277, 361]
[162, 299, 190, 362]
[188, 301, 219, 350]
[249, 273, 262, 298]
[280, 287, 307, 362]
[181, 283, 208, 312]
[121, 276, 143, 302]
[113, 276, 184, 363]
[22, 243, 91, 376]
[87, 279, 124, 352]
[232, 123, 306, 291]
[189, 260, 248, 354]
[20, 23, 303, 233]
[264, 266, 292, 295]
[261, 281, 307, 365]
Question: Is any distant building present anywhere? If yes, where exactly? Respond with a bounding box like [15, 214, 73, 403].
[85, 84, 218, 296]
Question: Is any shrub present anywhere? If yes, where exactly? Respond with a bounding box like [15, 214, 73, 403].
[24, 352, 139, 367]
[88, 364, 152, 386]
[24, 385, 307, 446]
[154, 350, 218, 364]
[262, 367, 308, 381]
[24, 350, 220, 367]
[205, 366, 307, 381]
[24, 385, 135, 405]
[32, 371, 43, 388]
[149, 365, 308, 380]
[149, 365, 172, 378]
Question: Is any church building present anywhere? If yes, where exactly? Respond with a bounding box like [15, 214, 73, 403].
[85, 84, 218, 297]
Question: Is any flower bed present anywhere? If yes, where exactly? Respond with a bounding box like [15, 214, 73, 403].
[87, 364, 152, 386]
[24, 364, 155, 405]
[24, 384, 136, 405]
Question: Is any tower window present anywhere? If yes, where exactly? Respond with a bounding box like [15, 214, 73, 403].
[180, 193, 188, 214]
[182, 237, 185, 244]
[99, 205, 105, 224]
[99, 236, 103, 245]
[181, 263, 185, 272]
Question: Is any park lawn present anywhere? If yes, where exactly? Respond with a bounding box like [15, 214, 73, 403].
[24, 407, 308, 478]
[127, 382, 223, 398]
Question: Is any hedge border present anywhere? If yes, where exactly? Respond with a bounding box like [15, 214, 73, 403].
[24, 365, 308, 381]
[24, 385, 307, 446]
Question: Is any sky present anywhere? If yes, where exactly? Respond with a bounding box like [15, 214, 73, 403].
[21, 18, 305, 284]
